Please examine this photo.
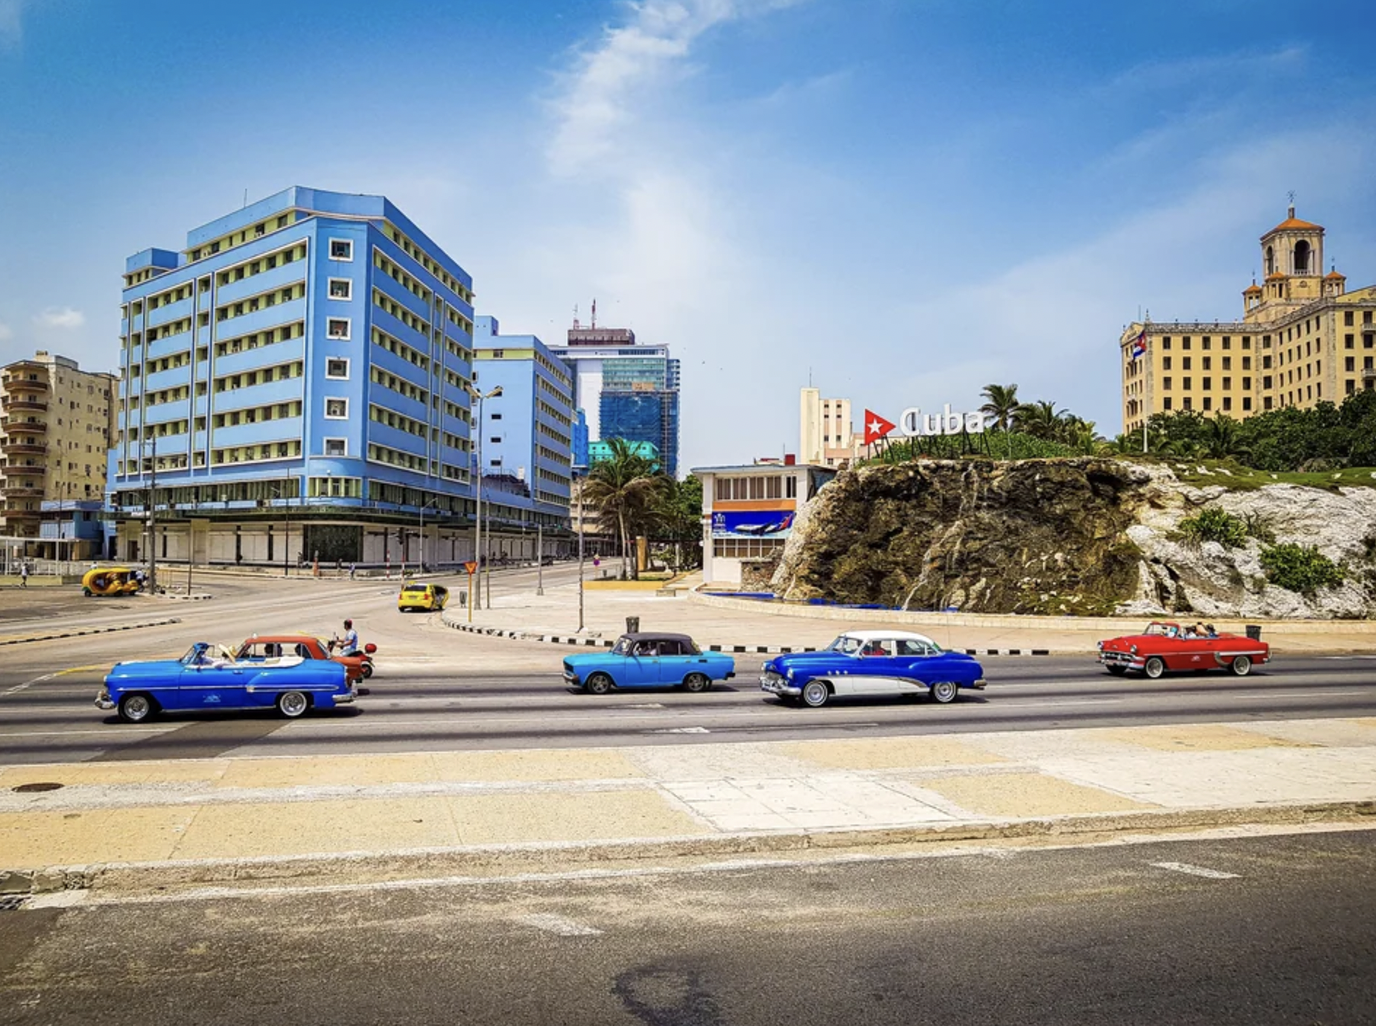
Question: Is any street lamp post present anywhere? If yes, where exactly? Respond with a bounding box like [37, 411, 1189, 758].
[575, 474, 585, 632]
[536, 519, 543, 596]
[466, 384, 502, 609]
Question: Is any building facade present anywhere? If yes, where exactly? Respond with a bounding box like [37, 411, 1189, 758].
[587, 439, 659, 465]
[694, 460, 834, 588]
[471, 316, 574, 536]
[1121, 205, 1376, 434]
[552, 323, 681, 477]
[110, 186, 482, 568]
[1, 351, 116, 543]
[799, 387, 862, 467]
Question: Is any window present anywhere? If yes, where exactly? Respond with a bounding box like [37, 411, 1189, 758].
[1182, 337, 1191, 350]
[324, 438, 347, 456]
[326, 358, 350, 379]
[1203, 337, 1211, 350]
[1222, 377, 1231, 390]
[1162, 356, 1171, 371]
[785, 476, 798, 499]
[328, 278, 352, 300]
[329, 239, 353, 261]
[491, 412, 502, 420]
[1162, 377, 1172, 390]
[325, 398, 348, 419]
[1222, 397, 1232, 411]
[1346, 334, 1354, 348]
[1162, 338, 1172, 350]
[1243, 356, 1251, 370]
[1202, 378, 1212, 391]
[1163, 397, 1172, 410]
[1183, 396, 1193, 410]
[1243, 397, 1252, 411]
[490, 458, 502, 468]
[1345, 311, 1354, 326]
[1182, 357, 1192, 370]
[1243, 377, 1251, 390]
[1183, 377, 1192, 390]
[1203, 357, 1212, 370]
[1347, 380, 1357, 395]
[327, 318, 351, 340]
[1222, 337, 1231, 350]
[490, 436, 501, 444]
[1222, 357, 1231, 370]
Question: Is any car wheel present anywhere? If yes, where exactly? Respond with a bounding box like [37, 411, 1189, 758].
[1143, 657, 1165, 679]
[277, 690, 310, 718]
[361, 662, 373, 680]
[117, 692, 154, 724]
[682, 672, 711, 693]
[801, 680, 830, 708]
[585, 672, 614, 695]
[1106, 665, 1128, 676]
[1230, 655, 1252, 677]
[929, 680, 959, 704]
[82, 587, 92, 597]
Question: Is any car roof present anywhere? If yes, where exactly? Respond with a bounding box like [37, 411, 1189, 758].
[619, 632, 696, 644]
[245, 634, 321, 644]
[837, 629, 939, 645]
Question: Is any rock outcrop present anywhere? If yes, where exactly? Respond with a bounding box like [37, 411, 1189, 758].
[770, 459, 1376, 618]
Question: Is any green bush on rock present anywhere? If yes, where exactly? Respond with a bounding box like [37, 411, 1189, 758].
[1259, 543, 1345, 595]
[1176, 508, 1248, 548]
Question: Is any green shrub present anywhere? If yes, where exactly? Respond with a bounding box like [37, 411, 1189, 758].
[1259, 543, 1345, 595]
[1176, 507, 1248, 548]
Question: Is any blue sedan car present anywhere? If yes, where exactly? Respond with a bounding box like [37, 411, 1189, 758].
[563, 632, 736, 694]
[96, 642, 355, 723]
[761, 630, 986, 707]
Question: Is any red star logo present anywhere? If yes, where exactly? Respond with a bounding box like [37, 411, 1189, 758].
[863, 409, 896, 445]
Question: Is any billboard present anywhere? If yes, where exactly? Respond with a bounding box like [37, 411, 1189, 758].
[711, 510, 795, 539]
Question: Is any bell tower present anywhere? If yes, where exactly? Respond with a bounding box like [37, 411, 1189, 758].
[1246, 201, 1326, 323]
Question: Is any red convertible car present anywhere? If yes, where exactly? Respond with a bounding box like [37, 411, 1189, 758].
[1097, 621, 1270, 678]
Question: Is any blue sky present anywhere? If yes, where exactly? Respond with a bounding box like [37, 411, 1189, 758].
[2, 0, 1374, 468]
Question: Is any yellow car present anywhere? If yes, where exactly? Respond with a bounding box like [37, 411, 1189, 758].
[398, 582, 449, 612]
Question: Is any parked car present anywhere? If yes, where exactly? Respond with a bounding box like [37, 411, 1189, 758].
[235, 634, 375, 684]
[398, 582, 449, 612]
[1097, 621, 1270, 678]
[563, 633, 736, 693]
[81, 566, 143, 597]
[96, 642, 354, 723]
[761, 630, 986, 707]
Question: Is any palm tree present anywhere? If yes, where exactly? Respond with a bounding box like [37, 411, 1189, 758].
[979, 384, 1021, 432]
[581, 438, 665, 580]
[1014, 400, 1066, 440]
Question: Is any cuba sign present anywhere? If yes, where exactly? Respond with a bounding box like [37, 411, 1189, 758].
[864, 404, 991, 444]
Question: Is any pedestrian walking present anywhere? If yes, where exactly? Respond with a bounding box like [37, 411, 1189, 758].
[349, 562, 356, 580]
[19, 563, 28, 588]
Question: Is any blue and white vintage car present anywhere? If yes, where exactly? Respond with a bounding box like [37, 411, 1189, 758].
[761, 630, 986, 707]
[96, 642, 355, 723]
[563, 632, 737, 694]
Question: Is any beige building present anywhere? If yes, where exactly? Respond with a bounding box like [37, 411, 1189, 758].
[799, 387, 862, 467]
[1, 351, 117, 537]
[1121, 205, 1376, 434]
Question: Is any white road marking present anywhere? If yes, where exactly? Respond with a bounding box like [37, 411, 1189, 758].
[1, 671, 58, 698]
[1150, 861, 1239, 879]
[515, 913, 603, 937]
[1230, 691, 1366, 699]
[0, 728, 173, 738]
[650, 726, 711, 734]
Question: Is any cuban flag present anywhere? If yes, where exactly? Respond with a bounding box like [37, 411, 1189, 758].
[1130, 330, 1148, 361]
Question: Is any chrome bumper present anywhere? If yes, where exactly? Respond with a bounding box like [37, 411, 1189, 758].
[759, 675, 800, 697]
[95, 691, 115, 711]
[971, 678, 988, 690]
[563, 669, 581, 686]
[335, 687, 358, 705]
[1098, 650, 1143, 669]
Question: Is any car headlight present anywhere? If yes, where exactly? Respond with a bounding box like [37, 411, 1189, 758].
[786, 668, 795, 680]
[1129, 644, 1138, 654]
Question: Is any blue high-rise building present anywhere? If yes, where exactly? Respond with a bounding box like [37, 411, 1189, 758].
[110, 187, 483, 568]
[552, 323, 681, 478]
[471, 316, 574, 536]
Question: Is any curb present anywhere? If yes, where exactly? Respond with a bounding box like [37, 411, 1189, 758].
[159, 593, 214, 601]
[439, 615, 1050, 656]
[5, 799, 1372, 895]
[0, 617, 183, 647]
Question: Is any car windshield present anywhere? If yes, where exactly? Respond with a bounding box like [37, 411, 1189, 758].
[611, 636, 632, 656]
[402, 585, 427, 593]
[825, 635, 863, 654]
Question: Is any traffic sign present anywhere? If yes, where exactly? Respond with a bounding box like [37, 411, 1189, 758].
[464, 561, 479, 574]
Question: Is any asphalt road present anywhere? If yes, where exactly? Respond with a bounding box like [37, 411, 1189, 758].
[2, 654, 1374, 764]
[1, 566, 1374, 763]
[2, 828, 1373, 1024]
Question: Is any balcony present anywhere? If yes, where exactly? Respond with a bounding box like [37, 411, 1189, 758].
[1, 485, 45, 498]
[2, 377, 49, 393]
[1, 440, 48, 455]
[5, 399, 48, 413]
[0, 503, 40, 518]
[5, 419, 47, 433]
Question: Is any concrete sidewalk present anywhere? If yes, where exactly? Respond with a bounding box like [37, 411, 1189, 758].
[3, 717, 1373, 893]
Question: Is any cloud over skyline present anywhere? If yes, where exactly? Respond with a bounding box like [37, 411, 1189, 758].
[34, 307, 85, 329]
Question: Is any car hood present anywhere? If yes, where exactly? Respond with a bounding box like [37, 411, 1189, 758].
[106, 659, 187, 680]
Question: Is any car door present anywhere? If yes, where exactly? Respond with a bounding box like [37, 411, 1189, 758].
[655, 639, 692, 684]
[893, 638, 933, 694]
[624, 640, 660, 687]
[180, 660, 248, 711]
[853, 639, 903, 696]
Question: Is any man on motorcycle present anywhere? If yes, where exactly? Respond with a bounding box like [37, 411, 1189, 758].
[337, 618, 359, 655]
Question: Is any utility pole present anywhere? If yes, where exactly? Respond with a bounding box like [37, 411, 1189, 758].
[536, 520, 544, 596]
[148, 434, 158, 595]
[468, 384, 503, 609]
[576, 475, 585, 632]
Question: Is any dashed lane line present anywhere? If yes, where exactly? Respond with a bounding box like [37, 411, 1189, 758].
[1150, 861, 1240, 880]
[515, 913, 604, 937]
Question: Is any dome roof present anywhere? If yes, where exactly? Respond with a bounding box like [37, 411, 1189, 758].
[1267, 216, 1321, 232]
[1243, 283, 1263, 295]
[1325, 269, 1346, 280]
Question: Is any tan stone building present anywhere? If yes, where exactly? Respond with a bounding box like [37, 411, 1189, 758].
[1121, 205, 1376, 434]
[0, 351, 117, 538]
[799, 387, 863, 467]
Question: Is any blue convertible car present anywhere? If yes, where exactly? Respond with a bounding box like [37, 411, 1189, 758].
[761, 630, 986, 707]
[563, 632, 736, 694]
[96, 642, 355, 722]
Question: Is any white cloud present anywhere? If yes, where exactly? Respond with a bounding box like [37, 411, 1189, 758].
[34, 306, 85, 329]
[549, 0, 802, 173]
[0, 0, 29, 48]
[0, 321, 12, 341]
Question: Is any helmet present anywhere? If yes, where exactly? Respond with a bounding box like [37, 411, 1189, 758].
[344, 619, 353, 629]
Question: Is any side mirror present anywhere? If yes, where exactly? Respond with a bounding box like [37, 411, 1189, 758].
[364, 643, 377, 655]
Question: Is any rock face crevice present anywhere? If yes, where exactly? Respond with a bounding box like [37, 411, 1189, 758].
[770, 459, 1376, 619]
